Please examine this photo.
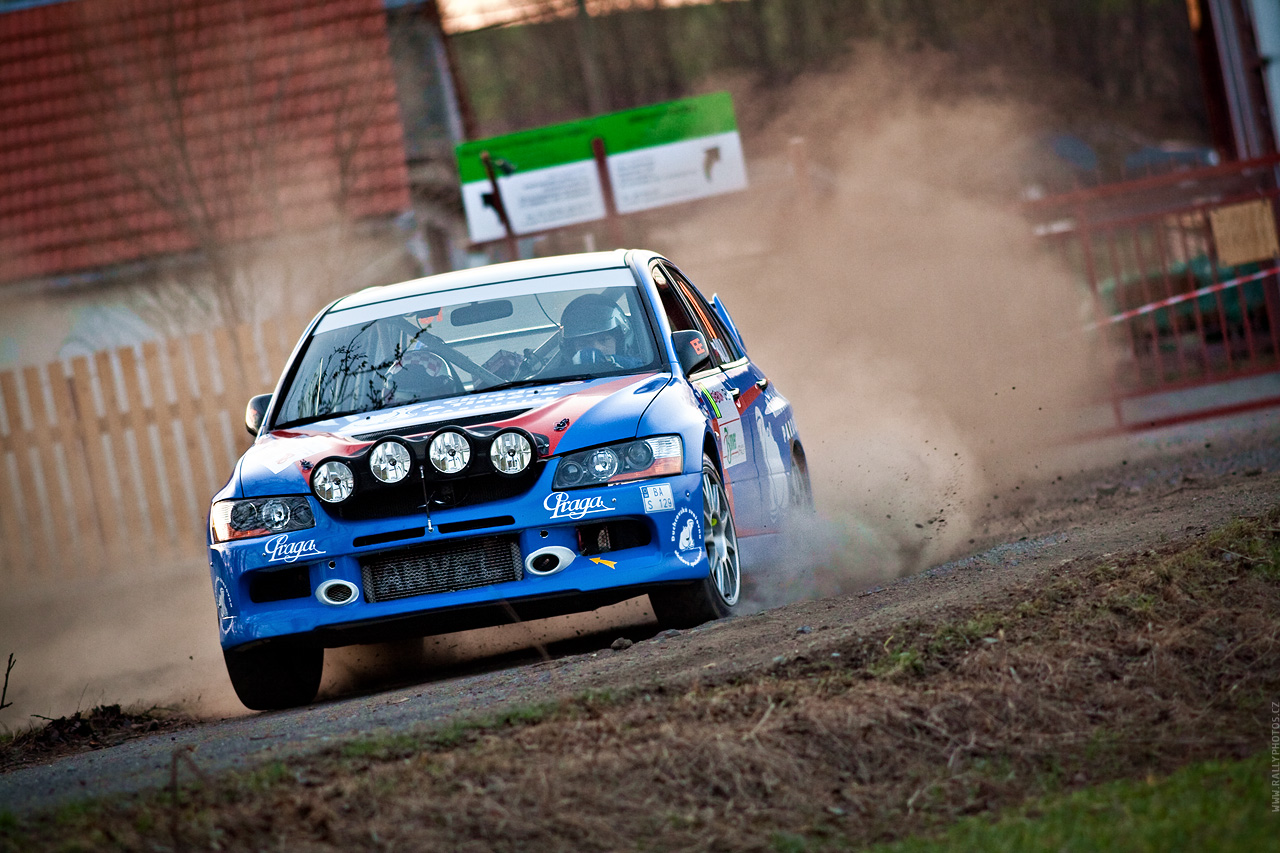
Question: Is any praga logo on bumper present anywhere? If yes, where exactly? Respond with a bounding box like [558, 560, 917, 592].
[544, 492, 614, 520]
[264, 535, 325, 563]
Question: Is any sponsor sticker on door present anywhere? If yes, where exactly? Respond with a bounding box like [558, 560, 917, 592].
[720, 420, 747, 467]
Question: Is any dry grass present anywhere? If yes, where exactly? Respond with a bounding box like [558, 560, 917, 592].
[0, 705, 194, 775]
[5, 509, 1279, 852]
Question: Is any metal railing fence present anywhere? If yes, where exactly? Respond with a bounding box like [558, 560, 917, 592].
[1027, 155, 1280, 431]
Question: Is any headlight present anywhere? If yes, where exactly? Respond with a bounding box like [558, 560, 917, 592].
[370, 440, 412, 483]
[489, 430, 533, 475]
[312, 460, 355, 503]
[429, 430, 471, 474]
[586, 447, 619, 480]
[552, 436, 682, 489]
[211, 496, 314, 543]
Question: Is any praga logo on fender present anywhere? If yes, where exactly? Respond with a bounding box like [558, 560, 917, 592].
[544, 492, 614, 520]
[264, 535, 325, 563]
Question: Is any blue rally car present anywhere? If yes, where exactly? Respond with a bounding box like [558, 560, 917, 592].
[210, 249, 810, 709]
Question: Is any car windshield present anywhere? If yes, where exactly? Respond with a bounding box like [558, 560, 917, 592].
[274, 276, 662, 428]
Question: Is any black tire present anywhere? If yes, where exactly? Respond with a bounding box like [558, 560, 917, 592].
[650, 455, 741, 629]
[787, 448, 814, 513]
[223, 641, 323, 711]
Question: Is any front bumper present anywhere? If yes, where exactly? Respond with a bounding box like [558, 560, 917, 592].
[208, 469, 708, 650]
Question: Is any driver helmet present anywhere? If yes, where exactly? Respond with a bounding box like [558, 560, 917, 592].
[390, 341, 449, 377]
[561, 293, 631, 363]
[383, 342, 452, 403]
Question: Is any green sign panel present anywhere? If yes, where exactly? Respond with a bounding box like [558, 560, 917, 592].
[456, 92, 747, 243]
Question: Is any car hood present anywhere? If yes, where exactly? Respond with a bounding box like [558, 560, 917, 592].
[235, 372, 672, 497]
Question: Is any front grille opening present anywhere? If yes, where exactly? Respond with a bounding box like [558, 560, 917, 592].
[437, 515, 515, 534]
[354, 527, 425, 548]
[360, 535, 522, 603]
[249, 566, 311, 603]
[577, 519, 652, 556]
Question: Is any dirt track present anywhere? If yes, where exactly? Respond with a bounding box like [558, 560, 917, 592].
[2, 409, 1278, 817]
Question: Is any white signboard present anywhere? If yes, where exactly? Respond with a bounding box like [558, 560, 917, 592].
[609, 131, 748, 214]
[461, 161, 606, 245]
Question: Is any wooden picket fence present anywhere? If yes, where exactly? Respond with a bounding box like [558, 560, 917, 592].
[0, 314, 312, 580]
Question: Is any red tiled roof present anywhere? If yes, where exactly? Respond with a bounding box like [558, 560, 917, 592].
[0, 0, 410, 284]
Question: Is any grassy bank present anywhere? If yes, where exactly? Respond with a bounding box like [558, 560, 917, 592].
[867, 751, 1271, 853]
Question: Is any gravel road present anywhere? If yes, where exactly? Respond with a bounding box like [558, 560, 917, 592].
[3, 409, 1279, 816]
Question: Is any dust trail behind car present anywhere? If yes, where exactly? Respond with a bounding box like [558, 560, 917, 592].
[657, 49, 1112, 602]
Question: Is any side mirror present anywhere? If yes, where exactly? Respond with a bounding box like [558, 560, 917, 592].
[245, 394, 272, 436]
[672, 330, 712, 376]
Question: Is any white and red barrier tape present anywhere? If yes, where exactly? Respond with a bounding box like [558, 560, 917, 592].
[1088, 264, 1280, 330]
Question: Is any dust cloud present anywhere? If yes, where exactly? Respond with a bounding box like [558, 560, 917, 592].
[649, 49, 1112, 604]
[0, 566, 656, 726]
[0, 567, 246, 727]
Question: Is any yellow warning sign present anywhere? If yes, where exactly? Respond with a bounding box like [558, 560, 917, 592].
[1209, 199, 1280, 268]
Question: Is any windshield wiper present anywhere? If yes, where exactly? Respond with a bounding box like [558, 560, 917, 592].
[273, 408, 369, 431]
[477, 373, 608, 393]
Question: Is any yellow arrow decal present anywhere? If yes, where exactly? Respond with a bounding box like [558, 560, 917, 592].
[589, 557, 617, 569]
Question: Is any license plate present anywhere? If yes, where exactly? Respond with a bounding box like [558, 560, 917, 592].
[640, 483, 675, 513]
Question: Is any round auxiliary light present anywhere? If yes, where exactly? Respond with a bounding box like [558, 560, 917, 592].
[587, 447, 620, 481]
[489, 431, 533, 475]
[312, 460, 354, 503]
[370, 440, 412, 484]
[260, 498, 293, 531]
[429, 431, 471, 474]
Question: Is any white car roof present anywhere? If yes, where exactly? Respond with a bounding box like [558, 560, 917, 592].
[329, 249, 647, 313]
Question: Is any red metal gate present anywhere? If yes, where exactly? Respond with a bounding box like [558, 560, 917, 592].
[1026, 154, 1280, 432]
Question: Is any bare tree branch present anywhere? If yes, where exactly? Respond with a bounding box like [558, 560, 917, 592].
[0, 654, 16, 711]
[65, 0, 403, 339]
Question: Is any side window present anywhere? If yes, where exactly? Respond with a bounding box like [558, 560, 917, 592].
[652, 264, 699, 335]
[652, 263, 722, 371]
[666, 266, 742, 364]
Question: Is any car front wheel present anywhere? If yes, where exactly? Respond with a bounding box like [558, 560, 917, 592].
[650, 455, 740, 629]
[223, 641, 323, 711]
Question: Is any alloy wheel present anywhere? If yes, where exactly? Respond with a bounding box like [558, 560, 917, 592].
[702, 470, 740, 606]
